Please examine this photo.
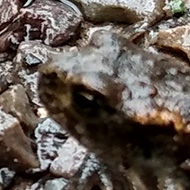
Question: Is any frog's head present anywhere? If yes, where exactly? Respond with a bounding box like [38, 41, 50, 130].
[38, 30, 134, 162]
[38, 55, 125, 124]
[38, 45, 129, 157]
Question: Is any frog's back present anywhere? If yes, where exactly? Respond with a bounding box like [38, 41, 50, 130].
[115, 37, 190, 133]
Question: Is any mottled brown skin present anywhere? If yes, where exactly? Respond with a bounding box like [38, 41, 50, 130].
[38, 30, 190, 189]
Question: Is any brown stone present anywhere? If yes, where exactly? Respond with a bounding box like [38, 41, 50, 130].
[71, 0, 165, 24]
[19, 0, 83, 46]
[0, 84, 38, 133]
[0, 109, 39, 171]
[157, 25, 190, 61]
[0, 0, 23, 31]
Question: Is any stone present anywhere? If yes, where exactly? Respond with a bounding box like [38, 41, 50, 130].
[0, 0, 82, 51]
[18, 0, 83, 46]
[156, 25, 190, 61]
[44, 178, 68, 190]
[18, 70, 41, 107]
[0, 61, 19, 94]
[14, 41, 62, 66]
[50, 137, 87, 178]
[0, 109, 39, 171]
[9, 179, 34, 190]
[0, 0, 23, 31]
[71, 0, 165, 24]
[35, 118, 68, 171]
[0, 168, 15, 188]
[0, 84, 38, 133]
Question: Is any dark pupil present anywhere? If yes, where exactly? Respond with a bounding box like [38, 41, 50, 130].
[73, 91, 100, 115]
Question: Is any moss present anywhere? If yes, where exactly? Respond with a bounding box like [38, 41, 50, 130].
[170, 0, 186, 14]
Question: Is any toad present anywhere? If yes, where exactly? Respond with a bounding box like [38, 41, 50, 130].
[38, 30, 190, 190]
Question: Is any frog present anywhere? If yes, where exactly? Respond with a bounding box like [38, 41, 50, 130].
[38, 30, 190, 190]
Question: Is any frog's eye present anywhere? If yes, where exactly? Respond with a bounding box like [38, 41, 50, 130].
[72, 85, 103, 116]
[73, 91, 95, 109]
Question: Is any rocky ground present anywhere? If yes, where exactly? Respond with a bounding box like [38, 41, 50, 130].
[1, 0, 190, 189]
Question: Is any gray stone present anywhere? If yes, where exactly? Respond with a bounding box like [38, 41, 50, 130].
[44, 178, 67, 190]
[35, 118, 68, 171]
[50, 137, 87, 178]
[0, 168, 15, 188]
